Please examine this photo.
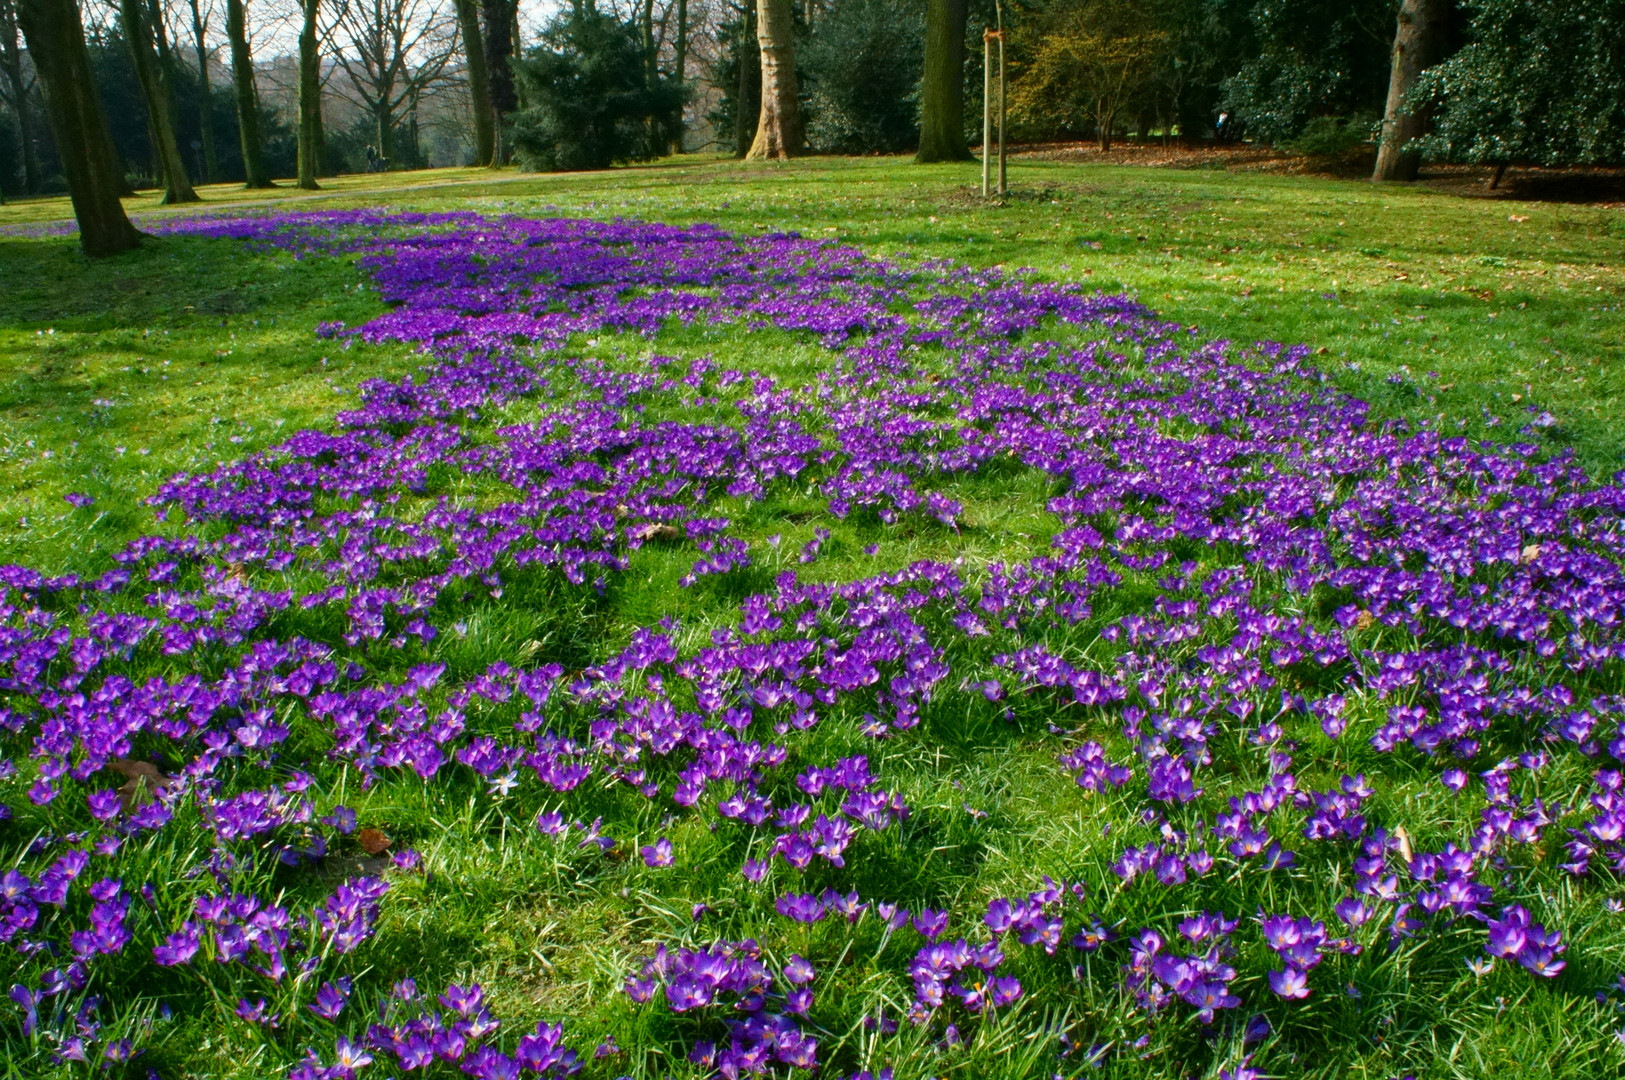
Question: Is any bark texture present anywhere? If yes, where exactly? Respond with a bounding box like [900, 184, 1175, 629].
[733, 1, 757, 156]
[745, 0, 799, 160]
[122, 0, 198, 203]
[453, 0, 493, 165]
[916, 0, 969, 162]
[226, 0, 272, 187]
[482, 0, 515, 163]
[1374, 0, 1449, 182]
[296, 0, 321, 188]
[15, 0, 142, 255]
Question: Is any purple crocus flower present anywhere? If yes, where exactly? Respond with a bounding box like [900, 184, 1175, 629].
[776, 892, 825, 923]
[439, 982, 483, 1015]
[640, 837, 674, 868]
[307, 979, 350, 1020]
[1268, 967, 1310, 999]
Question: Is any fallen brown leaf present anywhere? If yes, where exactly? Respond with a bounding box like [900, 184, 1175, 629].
[107, 758, 176, 810]
[358, 827, 392, 855]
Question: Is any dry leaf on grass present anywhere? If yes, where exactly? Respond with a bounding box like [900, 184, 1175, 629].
[358, 827, 392, 855]
[632, 523, 682, 543]
[107, 758, 177, 810]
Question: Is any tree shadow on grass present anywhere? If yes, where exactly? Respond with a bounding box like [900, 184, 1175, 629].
[0, 234, 371, 330]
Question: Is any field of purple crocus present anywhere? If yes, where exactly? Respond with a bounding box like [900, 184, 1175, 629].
[3, 209, 1624, 1079]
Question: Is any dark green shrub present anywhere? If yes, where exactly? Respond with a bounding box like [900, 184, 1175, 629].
[802, 0, 924, 153]
[510, 0, 682, 172]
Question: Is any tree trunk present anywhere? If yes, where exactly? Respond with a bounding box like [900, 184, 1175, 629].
[122, 0, 198, 203]
[1097, 103, 1112, 152]
[313, 83, 328, 175]
[1373, 0, 1449, 182]
[453, 0, 492, 165]
[641, 0, 655, 78]
[0, 0, 41, 192]
[145, 0, 193, 181]
[375, 100, 393, 164]
[641, 0, 657, 155]
[15, 0, 142, 255]
[746, 0, 798, 159]
[670, 0, 686, 153]
[185, 0, 218, 182]
[916, 0, 969, 162]
[297, 0, 321, 188]
[733, 1, 757, 157]
[225, 0, 272, 187]
[482, 0, 515, 164]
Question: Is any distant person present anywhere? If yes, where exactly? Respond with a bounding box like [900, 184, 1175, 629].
[365, 145, 378, 173]
[1215, 111, 1240, 144]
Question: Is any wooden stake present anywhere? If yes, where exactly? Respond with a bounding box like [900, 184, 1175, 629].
[988, 30, 1001, 195]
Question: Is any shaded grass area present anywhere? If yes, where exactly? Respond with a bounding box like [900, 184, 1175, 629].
[0, 234, 410, 570]
[0, 159, 1622, 1079]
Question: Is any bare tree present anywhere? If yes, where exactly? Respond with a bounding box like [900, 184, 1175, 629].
[0, 0, 42, 192]
[451, 0, 489, 164]
[184, 0, 220, 181]
[122, 0, 200, 201]
[226, 0, 273, 185]
[331, 0, 458, 165]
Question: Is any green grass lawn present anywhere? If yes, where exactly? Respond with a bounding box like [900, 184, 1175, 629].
[1, 156, 1622, 1080]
